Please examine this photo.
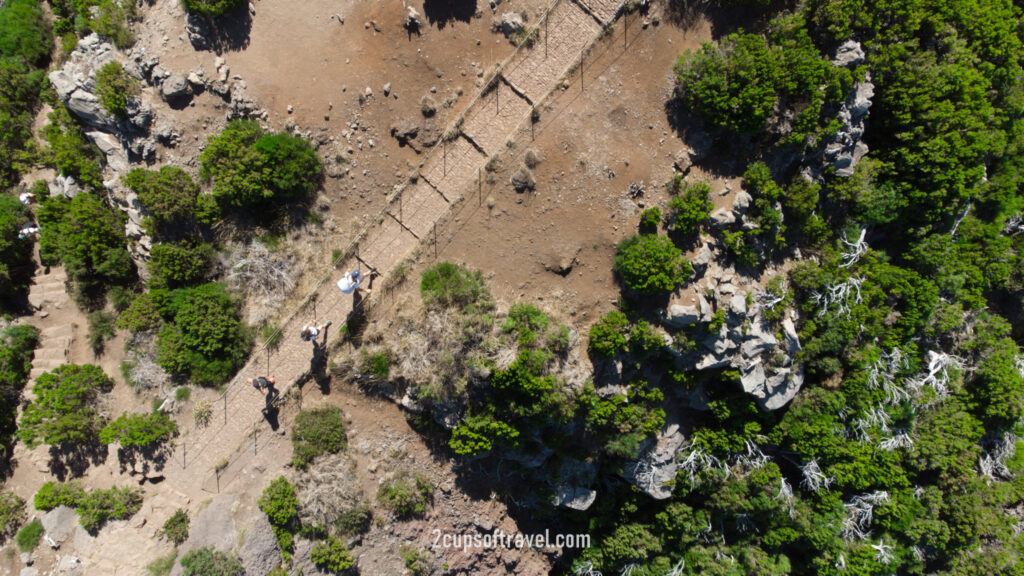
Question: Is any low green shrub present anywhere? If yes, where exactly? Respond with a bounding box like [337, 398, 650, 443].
[19, 364, 114, 449]
[76, 486, 143, 533]
[179, 546, 244, 576]
[0, 490, 25, 542]
[0, 0, 53, 67]
[291, 405, 347, 469]
[86, 310, 116, 354]
[15, 518, 42, 552]
[377, 470, 433, 518]
[99, 411, 178, 449]
[361, 349, 391, 379]
[401, 546, 431, 576]
[420, 262, 491, 311]
[95, 61, 138, 119]
[613, 234, 692, 294]
[258, 477, 299, 557]
[310, 535, 355, 573]
[160, 508, 189, 544]
[588, 310, 628, 359]
[123, 167, 203, 237]
[639, 207, 662, 234]
[336, 503, 372, 536]
[665, 180, 713, 234]
[34, 481, 86, 511]
[148, 242, 213, 288]
[146, 549, 178, 576]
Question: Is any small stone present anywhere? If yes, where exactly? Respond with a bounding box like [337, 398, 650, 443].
[248, 2, 255, 14]
[287, 105, 294, 113]
[383, 82, 391, 96]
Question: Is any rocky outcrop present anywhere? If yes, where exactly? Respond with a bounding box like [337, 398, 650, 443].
[239, 514, 280, 576]
[41, 506, 77, 548]
[551, 459, 597, 510]
[622, 423, 687, 499]
[819, 40, 874, 178]
[661, 253, 806, 411]
[48, 175, 80, 199]
[500, 12, 524, 36]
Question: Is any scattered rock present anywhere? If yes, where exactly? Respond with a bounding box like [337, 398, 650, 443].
[709, 208, 736, 227]
[664, 304, 700, 328]
[383, 82, 391, 97]
[501, 12, 524, 36]
[48, 175, 80, 199]
[390, 118, 419, 146]
[510, 167, 536, 192]
[833, 39, 865, 68]
[239, 514, 281, 576]
[41, 506, 77, 547]
[86, 131, 129, 173]
[20, 567, 39, 576]
[623, 422, 686, 499]
[551, 459, 598, 510]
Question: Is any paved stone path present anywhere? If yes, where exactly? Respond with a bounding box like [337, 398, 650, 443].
[167, 0, 625, 494]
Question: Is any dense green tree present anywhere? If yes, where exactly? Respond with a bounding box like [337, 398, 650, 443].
[180, 0, 243, 17]
[0, 196, 34, 304]
[199, 120, 322, 213]
[155, 282, 250, 386]
[147, 242, 213, 288]
[613, 234, 692, 294]
[0, 0, 53, 67]
[123, 166, 207, 236]
[18, 364, 113, 448]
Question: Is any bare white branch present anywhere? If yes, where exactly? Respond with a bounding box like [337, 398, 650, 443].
[839, 227, 868, 268]
[872, 539, 895, 565]
[800, 459, 834, 493]
[842, 491, 889, 541]
[811, 276, 865, 318]
[878, 429, 914, 451]
[906, 350, 965, 405]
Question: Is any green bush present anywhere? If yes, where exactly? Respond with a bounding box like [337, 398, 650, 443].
[33, 481, 86, 511]
[146, 549, 178, 576]
[665, 180, 713, 234]
[148, 242, 213, 288]
[258, 477, 299, 556]
[123, 167, 204, 237]
[0, 490, 25, 542]
[76, 485, 143, 533]
[361, 349, 391, 378]
[107, 285, 135, 311]
[15, 518, 42, 552]
[154, 283, 251, 386]
[86, 310, 116, 354]
[291, 405, 347, 469]
[179, 546, 244, 576]
[0, 196, 34, 304]
[336, 503, 372, 536]
[94, 61, 138, 119]
[310, 535, 355, 573]
[160, 508, 189, 544]
[0, 0, 53, 67]
[40, 105, 104, 191]
[18, 364, 114, 448]
[377, 469, 433, 518]
[420, 262, 491, 311]
[449, 413, 520, 456]
[181, 0, 242, 18]
[613, 234, 692, 294]
[0, 324, 38, 453]
[401, 546, 431, 576]
[588, 310, 628, 359]
[116, 292, 163, 333]
[37, 192, 134, 304]
[639, 207, 661, 234]
[99, 411, 178, 449]
[200, 120, 322, 214]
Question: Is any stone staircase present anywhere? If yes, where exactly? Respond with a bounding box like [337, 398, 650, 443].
[27, 266, 70, 313]
[26, 267, 74, 383]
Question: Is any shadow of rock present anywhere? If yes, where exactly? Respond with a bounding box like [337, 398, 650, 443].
[422, 0, 477, 29]
[186, 4, 253, 54]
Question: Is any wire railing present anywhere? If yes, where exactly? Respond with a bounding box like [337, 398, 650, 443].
[175, 0, 633, 492]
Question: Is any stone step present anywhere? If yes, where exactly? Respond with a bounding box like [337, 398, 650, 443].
[34, 348, 68, 361]
[41, 324, 73, 338]
[28, 292, 69, 308]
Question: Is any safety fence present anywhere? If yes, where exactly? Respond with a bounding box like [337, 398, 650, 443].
[171, 0, 640, 494]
